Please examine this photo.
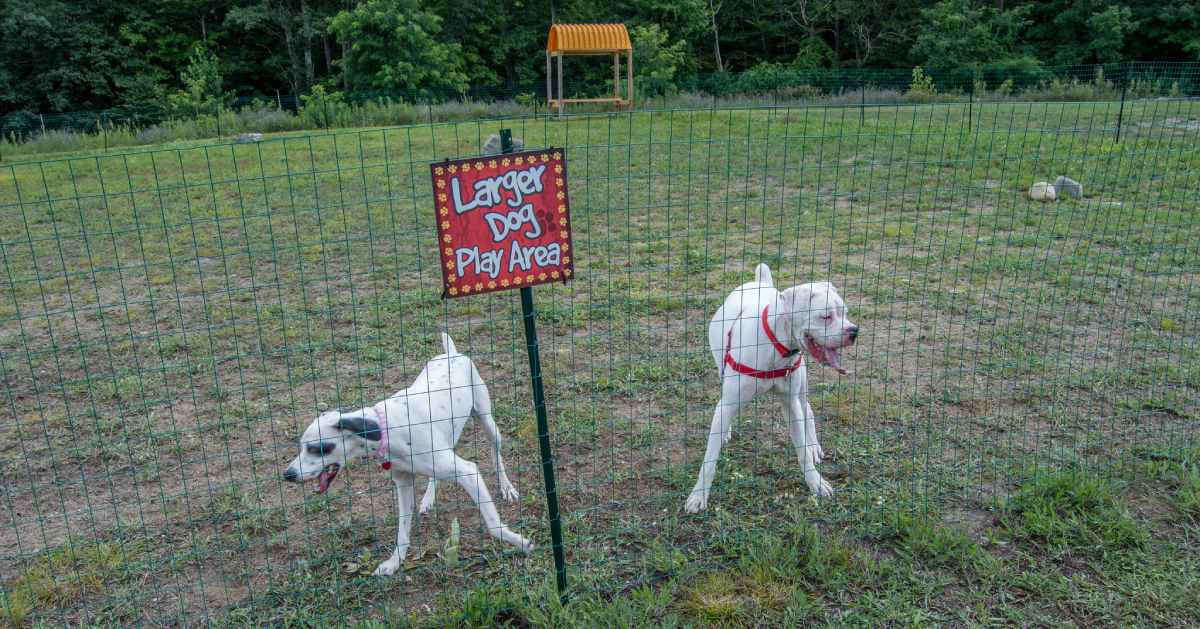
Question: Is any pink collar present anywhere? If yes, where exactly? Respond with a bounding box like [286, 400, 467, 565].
[371, 402, 391, 470]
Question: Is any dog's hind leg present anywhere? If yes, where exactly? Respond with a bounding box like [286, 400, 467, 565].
[470, 363, 519, 502]
[418, 478, 437, 514]
[435, 452, 532, 552]
[374, 471, 418, 576]
[685, 378, 752, 513]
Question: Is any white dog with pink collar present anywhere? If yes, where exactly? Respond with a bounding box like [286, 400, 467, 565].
[685, 263, 859, 513]
[282, 333, 530, 576]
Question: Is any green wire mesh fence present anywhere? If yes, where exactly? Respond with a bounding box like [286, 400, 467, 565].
[4, 61, 1200, 160]
[1, 93, 1198, 624]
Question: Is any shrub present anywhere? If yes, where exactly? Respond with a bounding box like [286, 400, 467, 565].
[167, 43, 232, 118]
[299, 86, 350, 129]
[630, 24, 688, 98]
[907, 67, 938, 101]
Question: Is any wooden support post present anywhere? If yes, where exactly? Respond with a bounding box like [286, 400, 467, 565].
[613, 52, 620, 109]
[556, 53, 564, 117]
[546, 51, 553, 113]
[627, 51, 634, 108]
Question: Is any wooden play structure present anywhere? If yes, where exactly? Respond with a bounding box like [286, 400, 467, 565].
[546, 23, 633, 115]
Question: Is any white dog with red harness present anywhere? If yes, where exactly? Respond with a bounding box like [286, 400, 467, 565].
[282, 333, 531, 576]
[685, 263, 859, 513]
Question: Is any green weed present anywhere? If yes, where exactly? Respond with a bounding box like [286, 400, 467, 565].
[1000, 471, 1147, 554]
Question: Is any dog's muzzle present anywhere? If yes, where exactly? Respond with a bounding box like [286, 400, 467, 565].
[847, 325, 860, 343]
[282, 463, 341, 493]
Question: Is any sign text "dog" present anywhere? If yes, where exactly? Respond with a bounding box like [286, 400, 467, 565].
[432, 149, 574, 297]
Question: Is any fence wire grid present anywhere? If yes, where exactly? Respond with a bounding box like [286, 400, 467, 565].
[1, 94, 1198, 625]
[4, 61, 1200, 158]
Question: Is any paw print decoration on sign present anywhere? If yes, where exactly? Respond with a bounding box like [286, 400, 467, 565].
[431, 149, 574, 297]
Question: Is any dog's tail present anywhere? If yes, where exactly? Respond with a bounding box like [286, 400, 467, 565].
[755, 263, 774, 286]
[440, 332, 458, 356]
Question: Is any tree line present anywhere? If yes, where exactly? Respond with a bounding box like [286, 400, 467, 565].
[1, 0, 1197, 117]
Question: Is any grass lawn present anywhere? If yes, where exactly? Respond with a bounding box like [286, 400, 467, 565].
[1, 99, 1198, 626]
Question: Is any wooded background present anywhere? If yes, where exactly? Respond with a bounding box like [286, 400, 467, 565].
[1, 0, 1197, 118]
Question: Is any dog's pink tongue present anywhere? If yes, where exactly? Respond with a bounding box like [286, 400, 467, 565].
[824, 347, 848, 375]
[315, 468, 338, 494]
[805, 336, 848, 375]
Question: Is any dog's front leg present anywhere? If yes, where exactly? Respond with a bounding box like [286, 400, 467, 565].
[803, 399, 824, 463]
[374, 471, 418, 576]
[784, 394, 833, 497]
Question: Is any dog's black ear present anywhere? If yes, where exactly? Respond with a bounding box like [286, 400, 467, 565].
[334, 416, 381, 441]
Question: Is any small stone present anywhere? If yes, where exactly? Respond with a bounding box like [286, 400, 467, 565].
[1029, 182, 1056, 201]
[234, 132, 263, 144]
[482, 133, 524, 155]
[1054, 175, 1083, 199]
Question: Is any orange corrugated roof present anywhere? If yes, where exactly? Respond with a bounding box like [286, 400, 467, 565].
[547, 23, 631, 53]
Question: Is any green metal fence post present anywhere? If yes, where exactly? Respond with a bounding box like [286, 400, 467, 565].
[215, 102, 222, 137]
[504, 127, 568, 601]
[100, 113, 108, 152]
[1116, 72, 1128, 144]
[968, 83, 973, 134]
[860, 83, 866, 126]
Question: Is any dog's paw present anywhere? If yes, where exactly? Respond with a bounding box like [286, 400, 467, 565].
[373, 558, 401, 577]
[516, 536, 534, 554]
[684, 491, 708, 513]
[500, 479, 520, 502]
[808, 477, 834, 498]
[418, 492, 436, 514]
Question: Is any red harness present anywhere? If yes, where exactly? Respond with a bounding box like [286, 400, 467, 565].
[723, 305, 803, 379]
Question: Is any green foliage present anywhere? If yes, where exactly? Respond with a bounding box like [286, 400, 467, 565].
[441, 517, 461, 568]
[974, 56, 1046, 91]
[730, 63, 825, 96]
[907, 67, 936, 97]
[299, 85, 348, 129]
[167, 43, 229, 116]
[328, 0, 468, 95]
[792, 36, 835, 69]
[1176, 467, 1200, 517]
[1086, 5, 1136, 63]
[631, 24, 688, 97]
[1001, 471, 1148, 555]
[2, 540, 146, 626]
[2, 0, 1199, 118]
[0, 0, 150, 112]
[912, 0, 1032, 69]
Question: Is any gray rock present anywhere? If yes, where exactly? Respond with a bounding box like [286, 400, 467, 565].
[482, 133, 524, 155]
[1054, 175, 1083, 199]
[1029, 181, 1056, 201]
[234, 132, 263, 144]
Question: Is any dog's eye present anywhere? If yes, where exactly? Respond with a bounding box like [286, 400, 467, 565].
[307, 442, 336, 456]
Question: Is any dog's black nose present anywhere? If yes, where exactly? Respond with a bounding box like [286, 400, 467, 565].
[847, 326, 860, 341]
[283, 467, 298, 482]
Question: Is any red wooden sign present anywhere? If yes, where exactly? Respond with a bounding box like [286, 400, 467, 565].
[431, 148, 573, 297]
